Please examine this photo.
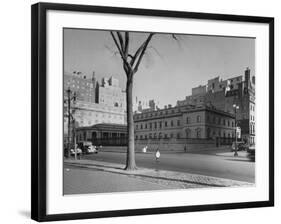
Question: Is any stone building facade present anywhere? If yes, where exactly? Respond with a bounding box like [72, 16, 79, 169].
[176, 68, 255, 144]
[76, 123, 127, 146]
[63, 72, 126, 142]
[96, 77, 126, 109]
[133, 105, 235, 151]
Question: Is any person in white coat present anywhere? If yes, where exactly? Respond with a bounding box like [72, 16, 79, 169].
[155, 148, 160, 161]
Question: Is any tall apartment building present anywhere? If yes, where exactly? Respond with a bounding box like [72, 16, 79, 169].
[63, 72, 126, 140]
[96, 76, 126, 109]
[64, 71, 96, 103]
[176, 68, 255, 144]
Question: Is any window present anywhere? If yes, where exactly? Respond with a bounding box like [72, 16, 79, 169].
[197, 115, 201, 123]
[83, 132, 87, 140]
[149, 123, 152, 129]
[196, 129, 201, 138]
[165, 121, 168, 127]
[227, 120, 230, 126]
[159, 121, 162, 129]
[177, 120, 180, 126]
[145, 123, 147, 129]
[136, 124, 138, 130]
[140, 124, 143, 129]
[177, 133, 181, 139]
[170, 133, 174, 138]
[171, 120, 174, 127]
[185, 129, 190, 138]
[186, 117, 190, 124]
[154, 122, 157, 129]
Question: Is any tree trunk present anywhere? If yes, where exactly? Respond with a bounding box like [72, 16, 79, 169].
[125, 77, 137, 170]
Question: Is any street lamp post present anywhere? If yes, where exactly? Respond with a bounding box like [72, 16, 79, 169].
[233, 104, 239, 157]
[66, 87, 77, 159]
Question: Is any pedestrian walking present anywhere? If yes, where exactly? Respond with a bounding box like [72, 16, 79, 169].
[184, 144, 187, 152]
[155, 148, 160, 161]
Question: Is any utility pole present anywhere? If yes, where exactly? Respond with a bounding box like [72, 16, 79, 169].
[233, 104, 239, 156]
[66, 87, 77, 158]
[67, 88, 71, 158]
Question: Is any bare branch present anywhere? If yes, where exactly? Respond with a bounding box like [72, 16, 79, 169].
[172, 34, 178, 41]
[124, 32, 129, 58]
[147, 46, 164, 61]
[130, 40, 146, 66]
[110, 31, 124, 58]
[116, 32, 125, 51]
[110, 31, 132, 74]
[133, 33, 154, 73]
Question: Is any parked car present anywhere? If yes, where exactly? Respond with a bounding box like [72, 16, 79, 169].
[247, 144, 255, 161]
[86, 145, 98, 154]
[70, 147, 82, 156]
[231, 141, 247, 151]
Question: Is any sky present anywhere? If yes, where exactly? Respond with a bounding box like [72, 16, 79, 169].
[64, 28, 255, 108]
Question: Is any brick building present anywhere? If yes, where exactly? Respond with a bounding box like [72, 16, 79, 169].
[63, 72, 126, 143]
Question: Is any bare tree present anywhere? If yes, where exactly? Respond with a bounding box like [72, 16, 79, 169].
[110, 31, 154, 170]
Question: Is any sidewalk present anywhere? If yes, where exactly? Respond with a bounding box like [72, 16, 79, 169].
[64, 158, 253, 191]
[98, 145, 232, 155]
[215, 151, 250, 159]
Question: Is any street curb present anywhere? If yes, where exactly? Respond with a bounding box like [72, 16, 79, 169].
[64, 159, 254, 188]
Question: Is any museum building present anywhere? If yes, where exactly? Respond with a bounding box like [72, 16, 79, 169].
[133, 104, 236, 141]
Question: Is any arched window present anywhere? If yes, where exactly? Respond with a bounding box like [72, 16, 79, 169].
[196, 128, 201, 138]
[185, 128, 191, 138]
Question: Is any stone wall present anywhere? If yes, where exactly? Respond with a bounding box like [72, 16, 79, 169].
[135, 138, 216, 152]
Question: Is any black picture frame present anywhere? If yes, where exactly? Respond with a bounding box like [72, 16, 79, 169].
[31, 2, 274, 222]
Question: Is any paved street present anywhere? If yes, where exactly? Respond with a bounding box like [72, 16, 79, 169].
[64, 165, 172, 194]
[81, 150, 255, 183]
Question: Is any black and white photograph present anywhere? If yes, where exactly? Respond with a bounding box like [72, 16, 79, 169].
[63, 28, 256, 195]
